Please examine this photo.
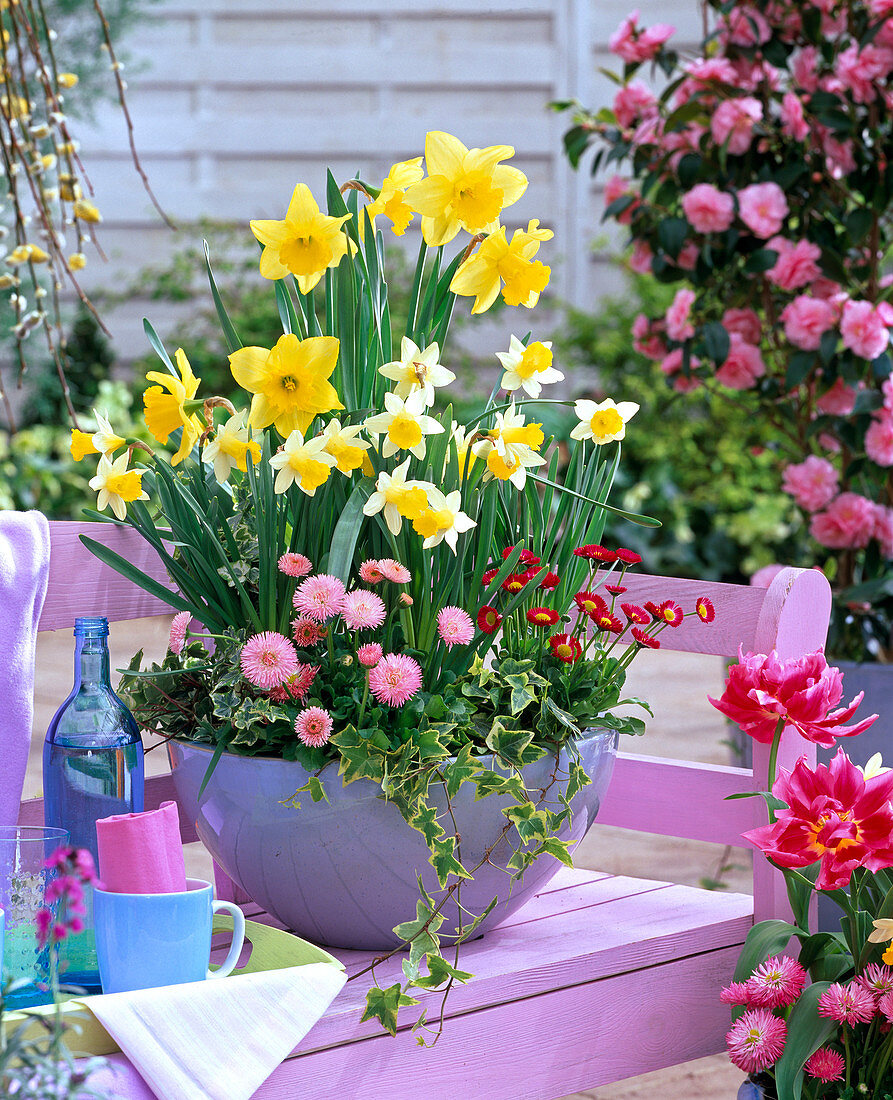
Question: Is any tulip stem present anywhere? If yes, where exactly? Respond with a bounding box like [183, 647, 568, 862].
[766, 716, 785, 823]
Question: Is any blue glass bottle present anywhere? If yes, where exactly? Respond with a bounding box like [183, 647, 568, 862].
[43, 616, 144, 990]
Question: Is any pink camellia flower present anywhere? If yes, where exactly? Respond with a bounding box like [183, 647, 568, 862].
[725, 1008, 786, 1074]
[613, 81, 658, 129]
[722, 6, 771, 46]
[711, 96, 762, 156]
[709, 648, 877, 746]
[818, 980, 877, 1024]
[745, 955, 807, 1009]
[240, 632, 300, 690]
[791, 46, 820, 93]
[722, 308, 761, 345]
[660, 348, 701, 393]
[632, 313, 667, 360]
[866, 413, 893, 466]
[437, 606, 475, 648]
[811, 492, 878, 550]
[377, 558, 411, 584]
[744, 749, 893, 891]
[874, 504, 893, 559]
[780, 296, 835, 351]
[268, 662, 319, 703]
[368, 653, 423, 707]
[293, 574, 347, 623]
[675, 242, 699, 271]
[681, 183, 735, 234]
[750, 564, 784, 588]
[609, 11, 675, 63]
[294, 706, 333, 748]
[359, 559, 386, 584]
[604, 175, 638, 225]
[780, 91, 809, 141]
[781, 455, 839, 512]
[803, 1048, 845, 1084]
[836, 42, 893, 105]
[816, 377, 856, 415]
[842, 299, 890, 361]
[340, 589, 387, 630]
[628, 239, 653, 274]
[277, 552, 313, 578]
[357, 642, 383, 668]
[168, 611, 191, 656]
[738, 182, 789, 239]
[716, 334, 765, 390]
[665, 288, 696, 342]
[824, 134, 857, 180]
[766, 238, 822, 292]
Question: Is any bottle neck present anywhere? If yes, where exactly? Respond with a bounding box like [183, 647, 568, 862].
[74, 634, 112, 688]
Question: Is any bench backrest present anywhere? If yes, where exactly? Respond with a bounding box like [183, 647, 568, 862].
[27, 520, 833, 923]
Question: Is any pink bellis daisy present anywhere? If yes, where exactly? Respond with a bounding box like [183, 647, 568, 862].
[292, 617, 326, 647]
[377, 558, 411, 584]
[803, 1047, 845, 1083]
[859, 963, 893, 1004]
[818, 981, 876, 1025]
[745, 955, 807, 1008]
[358, 642, 383, 668]
[368, 653, 423, 707]
[725, 1008, 787, 1074]
[240, 632, 299, 690]
[293, 574, 346, 623]
[720, 982, 751, 1006]
[278, 552, 313, 578]
[341, 590, 387, 630]
[168, 611, 191, 656]
[359, 559, 386, 584]
[269, 663, 319, 703]
[437, 606, 475, 647]
[294, 707, 333, 748]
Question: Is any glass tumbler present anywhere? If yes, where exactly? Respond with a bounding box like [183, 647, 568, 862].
[0, 826, 69, 1008]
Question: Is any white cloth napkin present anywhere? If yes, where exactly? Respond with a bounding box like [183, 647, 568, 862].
[83, 962, 346, 1100]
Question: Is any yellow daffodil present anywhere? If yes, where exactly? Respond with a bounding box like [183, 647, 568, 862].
[363, 457, 435, 535]
[202, 410, 261, 484]
[269, 429, 336, 496]
[570, 398, 639, 445]
[404, 130, 528, 246]
[320, 417, 371, 475]
[378, 337, 455, 406]
[364, 158, 424, 236]
[363, 390, 445, 460]
[229, 334, 342, 438]
[496, 336, 563, 398]
[250, 183, 351, 292]
[473, 403, 545, 489]
[70, 428, 98, 462]
[143, 348, 204, 465]
[411, 488, 476, 553]
[450, 220, 552, 314]
[88, 453, 148, 521]
[90, 412, 127, 456]
[450, 421, 478, 475]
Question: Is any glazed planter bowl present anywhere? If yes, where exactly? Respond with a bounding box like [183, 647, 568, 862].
[168, 728, 618, 950]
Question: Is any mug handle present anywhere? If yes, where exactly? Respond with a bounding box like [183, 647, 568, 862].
[207, 900, 246, 980]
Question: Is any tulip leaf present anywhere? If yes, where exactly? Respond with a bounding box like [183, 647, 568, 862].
[732, 920, 799, 983]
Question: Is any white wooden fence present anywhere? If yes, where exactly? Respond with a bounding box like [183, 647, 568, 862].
[70, 0, 701, 354]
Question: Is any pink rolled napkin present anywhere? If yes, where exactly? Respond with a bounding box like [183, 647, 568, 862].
[96, 801, 187, 894]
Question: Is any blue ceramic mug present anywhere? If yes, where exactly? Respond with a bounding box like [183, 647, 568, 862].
[93, 878, 245, 994]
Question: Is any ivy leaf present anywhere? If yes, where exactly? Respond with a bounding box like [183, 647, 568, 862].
[474, 768, 526, 801]
[414, 953, 474, 990]
[444, 743, 481, 798]
[283, 776, 329, 807]
[409, 803, 445, 847]
[393, 898, 445, 944]
[539, 837, 574, 867]
[360, 983, 419, 1038]
[430, 839, 472, 887]
[565, 762, 591, 801]
[505, 803, 550, 844]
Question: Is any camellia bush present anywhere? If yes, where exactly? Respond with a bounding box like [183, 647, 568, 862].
[558, 0, 893, 661]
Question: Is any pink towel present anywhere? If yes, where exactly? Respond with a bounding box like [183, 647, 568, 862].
[96, 800, 187, 894]
[0, 510, 50, 826]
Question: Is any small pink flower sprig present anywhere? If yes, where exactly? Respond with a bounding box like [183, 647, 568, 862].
[35, 846, 100, 952]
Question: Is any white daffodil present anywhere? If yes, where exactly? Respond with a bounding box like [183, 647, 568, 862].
[320, 417, 371, 475]
[869, 917, 893, 944]
[203, 410, 261, 484]
[363, 389, 445, 460]
[472, 402, 546, 490]
[379, 337, 455, 406]
[449, 420, 478, 475]
[496, 336, 563, 398]
[860, 753, 890, 780]
[88, 452, 148, 521]
[91, 411, 126, 456]
[362, 456, 435, 536]
[411, 487, 477, 553]
[268, 430, 336, 496]
[570, 398, 639, 445]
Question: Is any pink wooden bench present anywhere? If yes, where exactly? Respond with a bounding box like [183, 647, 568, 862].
[19, 520, 832, 1098]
